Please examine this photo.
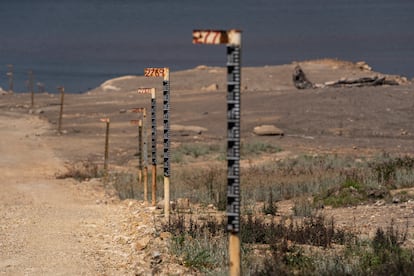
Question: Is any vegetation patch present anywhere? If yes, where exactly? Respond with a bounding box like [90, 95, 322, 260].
[162, 215, 413, 275]
[56, 160, 100, 181]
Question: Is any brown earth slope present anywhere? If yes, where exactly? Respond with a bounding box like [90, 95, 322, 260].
[1, 59, 413, 274]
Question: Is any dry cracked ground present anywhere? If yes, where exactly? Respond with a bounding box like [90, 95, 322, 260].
[1, 59, 414, 275]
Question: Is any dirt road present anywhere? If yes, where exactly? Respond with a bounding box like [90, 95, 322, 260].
[0, 112, 134, 275]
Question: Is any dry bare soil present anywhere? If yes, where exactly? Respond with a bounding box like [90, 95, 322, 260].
[1, 59, 414, 274]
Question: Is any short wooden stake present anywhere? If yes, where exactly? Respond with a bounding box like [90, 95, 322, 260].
[229, 233, 241, 276]
[58, 86, 65, 134]
[28, 70, 34, 107]
[7, 64, 13, 94]
[100, 118, 110, 184]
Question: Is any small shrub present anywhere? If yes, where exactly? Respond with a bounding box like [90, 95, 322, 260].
[162, 215, 228, 273]
[241, 214, 351, 248]
[369, 155, 414, 187]
[241, 141, 281, 156]
[173, 166, 226, 209]
[108, 172, 138, 200]
[252, 241, 312, 276]
[372, 222, 407, 254]
[173, 143, 222, 162]
[359, 222, 414, 275]
[241, 215, 268, 244]
[293, 197, 316, 217]
[262, 189, 278, 216]
[317, 181, 365, 208]
[57, 160, 100, 181]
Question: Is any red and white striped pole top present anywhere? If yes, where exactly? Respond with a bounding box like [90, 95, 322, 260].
[192, 29, 241, 46]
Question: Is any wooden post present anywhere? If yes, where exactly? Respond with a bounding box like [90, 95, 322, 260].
[152, 164, 157, 206]
[229, 233, 241, 276]
[143, 68, 170, 218]
[193, 29, 242, 275]
[58, 86, 65, 134]
[28, 70, 34, 106]
[100, 118, 110, 172]
[130, 107, 149, 202]
[138, 88, 158, 206]
[7, 64, 13, 94]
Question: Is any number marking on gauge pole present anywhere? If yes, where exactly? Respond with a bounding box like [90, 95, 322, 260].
[193, 29, 242, 276]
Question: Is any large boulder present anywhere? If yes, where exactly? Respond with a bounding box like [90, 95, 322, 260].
[170, 124, 207, 135]
[253, 125, 284, 136]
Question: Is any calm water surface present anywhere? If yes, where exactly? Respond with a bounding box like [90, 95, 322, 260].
[0, 0, 413, 93]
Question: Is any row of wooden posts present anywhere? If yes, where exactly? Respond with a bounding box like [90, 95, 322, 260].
[5, 65, 171, 217]
[3, 65, 46, 106]
[7, 29, 242, 275]
[100, 89, 157, 207]
[99, 70, 170, 219]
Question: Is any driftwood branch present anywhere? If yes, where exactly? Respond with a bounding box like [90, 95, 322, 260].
[292, 65, 401, 89]
[321, 76, 399, 88]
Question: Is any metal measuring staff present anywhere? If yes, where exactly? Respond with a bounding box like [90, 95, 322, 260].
[144, 67, 170, 221]
[131, 108, 148, 203]
[138, 88, 157, 207]
[57, 86, 65, 134]
[193, 29, 242, 276]
[100, 118, 110, 178]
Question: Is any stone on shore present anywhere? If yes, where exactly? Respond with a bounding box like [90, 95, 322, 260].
[253, 125, 284, 136]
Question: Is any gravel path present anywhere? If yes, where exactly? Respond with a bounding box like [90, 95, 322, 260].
[0, 112, 179, 275]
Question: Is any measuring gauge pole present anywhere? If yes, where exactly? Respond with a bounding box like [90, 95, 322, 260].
[130, 108, 148, 203]
[193, 29, 242, 276]
[144, 67, 170, 221]
[138, 88, 157, 206]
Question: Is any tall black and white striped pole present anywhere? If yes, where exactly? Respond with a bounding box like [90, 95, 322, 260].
[162, 69, 170, 221]
[144, 68, 170, 220]
[193, 29, 242, 276]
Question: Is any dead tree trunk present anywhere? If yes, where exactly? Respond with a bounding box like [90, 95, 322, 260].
[292, 65, 314, 89]
[292, 65, 401, 89]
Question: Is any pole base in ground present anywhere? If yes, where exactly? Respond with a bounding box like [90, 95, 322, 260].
[152, 165, 157, 206]
[143, 166, 148, 204]
[229, 233, 241, 276]
[164, 176, 170, 222]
